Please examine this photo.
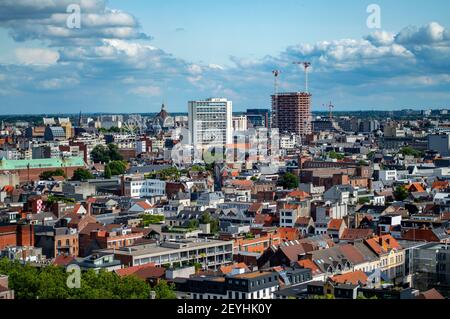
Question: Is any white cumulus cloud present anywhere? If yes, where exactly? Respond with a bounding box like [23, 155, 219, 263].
[15, 48, 59, 65]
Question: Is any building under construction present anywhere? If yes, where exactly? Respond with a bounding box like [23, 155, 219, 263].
[272, 92, 312, 136]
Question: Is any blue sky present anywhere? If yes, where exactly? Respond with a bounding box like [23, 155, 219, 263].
[0, 0, 449, 114]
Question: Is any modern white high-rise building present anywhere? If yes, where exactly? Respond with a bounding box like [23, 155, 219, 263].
[188, 98, 233, 148]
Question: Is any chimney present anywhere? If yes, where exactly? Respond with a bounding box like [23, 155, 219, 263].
[378, 237, 383, 246]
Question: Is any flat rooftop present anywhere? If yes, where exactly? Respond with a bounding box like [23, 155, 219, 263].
[233, 271, 272, 279]
[99, 238, 233, 257]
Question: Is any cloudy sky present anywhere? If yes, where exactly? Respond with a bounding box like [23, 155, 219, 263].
[0, 0, 449, 114]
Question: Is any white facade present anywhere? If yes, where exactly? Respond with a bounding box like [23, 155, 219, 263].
[188, 98, 233, 148]
[316, 202, 348, 222]
[232, 115, 248, 132]
[280, 209, 298, 228]
[280, 134, 297, 150]
[126, 178, 166, 198]
[379, 170, 397, 182]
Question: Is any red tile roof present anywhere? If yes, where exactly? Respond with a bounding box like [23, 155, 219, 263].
[136, 201, 153, 210]
[417, 288, 445, 300]
[402, 229, 441, 242]
[365, 235, 402, 255]
[133, 267, 166, 281]
[406, 183, 426, 193]
[228, 179, 253, 188]
[220, 263, 249, 275]
[278, 227, 300, 241]
[248, 202, 263, 213]
[339, 244, 367, 264]
[340, 228, 374, 241]
[114, 263, 157, 277]
[53, 255, 76, 267]
[288, 190, 311, 199]
[328, 219, 345, 231]
[254, 214, 276, 226]
[331, 271, 368, 285]
[282, 204, 299, 210]
[297, 259, 322, 275]
[432, 181, 449, 190]
[296, 217, 313, 226]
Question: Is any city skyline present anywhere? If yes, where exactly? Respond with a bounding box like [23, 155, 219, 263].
[0, 0, 449, 114]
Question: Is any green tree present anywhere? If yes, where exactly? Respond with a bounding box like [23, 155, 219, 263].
[71, 168, 94, 181]
[328, 151, 345, 160]
[0, 258, 151, 300]
[107, 144, 123, 161]
[147, 167, 181, 181]
[153, 280, 177, 299]
[104, 165, 112, 179]
[399, 146, 423, 158]
[199, 212, 220, 234]
[141, 214, 165, 227]
[91, 144, 123, 164]
[394, 185, 409, 201]
[91, 145, 110, 164]
[358, 197, 371, 205]
[39, 169, 66, 180]
[186, 219, 200, 230]
[106, 161, 127, 176]
[279, 172, 299, 189]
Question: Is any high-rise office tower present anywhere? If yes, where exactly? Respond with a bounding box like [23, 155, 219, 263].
[271, 92, 312, 136]
[188, 98, 233, 148]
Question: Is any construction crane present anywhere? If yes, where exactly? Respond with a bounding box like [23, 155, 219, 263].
[272, 70, 281, 95]
[272, 70, 281, 128]
[293, 61, 311, 93]
[323, 101, 335, 121]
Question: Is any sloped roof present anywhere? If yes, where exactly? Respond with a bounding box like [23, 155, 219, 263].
[248, 202, 263, 213]
[331, 270, 368, 285]
[136, 201, 153, 210]
[365, 235, 402, 255]
[278, 227, 300, 241]
[432, 181, 449, 190]
[297, 259, 322, 275]
[328, 219, 345, 231]
[417, 288, 445, 300]
[288, 190, 311, 199]
[115, 263, 157, 277]
[406, 183, 426, 193]
[402, 228, 447, 242]
[133, 267, 166, 280]
[296, 217, 313, 226]
[339, 244, 366, 265]
[220, 263, 249, 275]
[53, 255, 76, 267]
[340, 228, 374, 241]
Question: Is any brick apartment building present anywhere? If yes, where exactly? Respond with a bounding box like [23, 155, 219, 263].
[0, 224, 34, 250]
[272, 92, 312, 136]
